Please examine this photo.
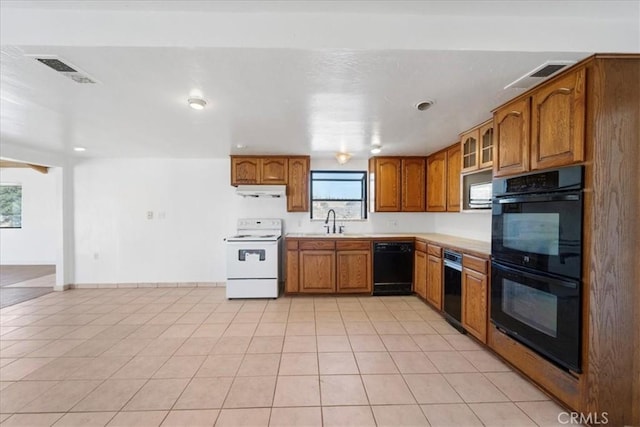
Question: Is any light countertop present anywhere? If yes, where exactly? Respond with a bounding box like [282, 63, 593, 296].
[285, 232, 491, 257]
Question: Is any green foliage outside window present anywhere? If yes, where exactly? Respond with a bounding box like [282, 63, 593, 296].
[0, 185, 22, 228]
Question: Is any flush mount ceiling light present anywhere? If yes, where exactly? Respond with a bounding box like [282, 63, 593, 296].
[370, 145, 382, 154]
[188, 97, 206, 110]
[335, 152, 352, 164]
[416, 100, 435, 111]
[73, 147, 86, 152]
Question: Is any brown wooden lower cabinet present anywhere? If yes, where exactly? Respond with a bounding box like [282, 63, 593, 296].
[461, 254, 489, 343]
[461, 267, 487, 343]
[285, 248, 299, 293]
[299, 250, 335, 293]
[414, 249, 427, 299]
[336, 250, 371, 293]
[426, 253, 442, 310]
[488, 324, 580, 410]
[287, 239, 372, 294]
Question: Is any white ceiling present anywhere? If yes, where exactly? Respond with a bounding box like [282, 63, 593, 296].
[1, 1, 638, 160]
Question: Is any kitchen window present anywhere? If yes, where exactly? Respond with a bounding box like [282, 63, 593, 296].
[0, 184, 22, 228]
[310, 171, 367, 220]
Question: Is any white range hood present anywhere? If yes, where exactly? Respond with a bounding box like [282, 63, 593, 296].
[235, 185, 286, 198]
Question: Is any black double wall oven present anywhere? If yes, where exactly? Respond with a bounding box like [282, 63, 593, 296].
[491, 166, 584, 373]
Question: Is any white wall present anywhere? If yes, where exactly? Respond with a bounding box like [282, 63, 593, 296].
[0, 167, 59, 265]
[431, 212, 491, 242]
[72, 157, 490, 284]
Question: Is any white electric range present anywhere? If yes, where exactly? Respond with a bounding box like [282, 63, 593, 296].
[225, 218, 283, 299]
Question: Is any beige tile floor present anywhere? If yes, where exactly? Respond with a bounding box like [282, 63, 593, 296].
[0, 287, 569, 426]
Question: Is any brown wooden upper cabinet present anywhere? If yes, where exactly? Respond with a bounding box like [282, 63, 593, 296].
[287, 157, 310, 212]
[261, 157, 288, 184]
[426, 151, 447, 212]
[426, 142, 460, 212]
[230, 155, 310, 212]
[446, 144, 461, 212]
[230, 156, 287, 185]
[461, 119, 493, 173]
[370, 157, 425, 212]
[479, 122, 494, 170]
[231, 156, 260, 185]
[401, 158, 426, 212]
[531, 68, 585, 171]
[494, 67, 586, 177]
[494, 97, 531, 177]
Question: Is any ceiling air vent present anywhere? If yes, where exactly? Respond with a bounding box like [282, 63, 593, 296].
[504, 60, 575, 90]
[32, 56, 98, 84]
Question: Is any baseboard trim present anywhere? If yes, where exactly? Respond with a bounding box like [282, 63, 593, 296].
[69, 282, 226, 289]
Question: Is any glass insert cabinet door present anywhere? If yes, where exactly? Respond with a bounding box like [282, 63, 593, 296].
[462, 133, 478, 170]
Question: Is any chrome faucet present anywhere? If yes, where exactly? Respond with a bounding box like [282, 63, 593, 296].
[325, 209, 337, 234]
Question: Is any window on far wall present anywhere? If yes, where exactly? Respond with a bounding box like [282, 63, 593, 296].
[0, 184, 22, 228]
[310, 171, 367, 220]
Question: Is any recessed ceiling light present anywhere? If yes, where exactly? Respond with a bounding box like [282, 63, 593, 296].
[370, 146, 382, 154]
[73, 147, 86, 152]
[416, 100, 435, 111]
[188, 97, 206, 110]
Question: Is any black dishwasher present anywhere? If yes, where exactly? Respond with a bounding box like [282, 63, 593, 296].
[372, 241, 414, 296]
[443, 249, 465, 333]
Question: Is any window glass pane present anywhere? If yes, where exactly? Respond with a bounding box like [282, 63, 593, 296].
[0, 185, 22, 228]
[313, 172, 365, 180]
[313, 180, 362, 200]
[312, 201, 363, 220]
[310, 171, 367, 220]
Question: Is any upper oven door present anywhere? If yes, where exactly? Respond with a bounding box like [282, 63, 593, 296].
[491, 191, 583, 279]
[226, 240, 278, 279]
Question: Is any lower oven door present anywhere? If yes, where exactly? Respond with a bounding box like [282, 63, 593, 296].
[227, 241, 278, 279]
[490, 261, 581, 373]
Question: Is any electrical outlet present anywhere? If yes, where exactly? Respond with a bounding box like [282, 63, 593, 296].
[147, 211, 154, 220]
[388, 219, 398, 228]
[93, 252, 99, 260]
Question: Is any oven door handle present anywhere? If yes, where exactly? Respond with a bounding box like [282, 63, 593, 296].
[443, 260, 462, 271]
[496, 193, 581, 204]
[492, 261, 578, 289]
